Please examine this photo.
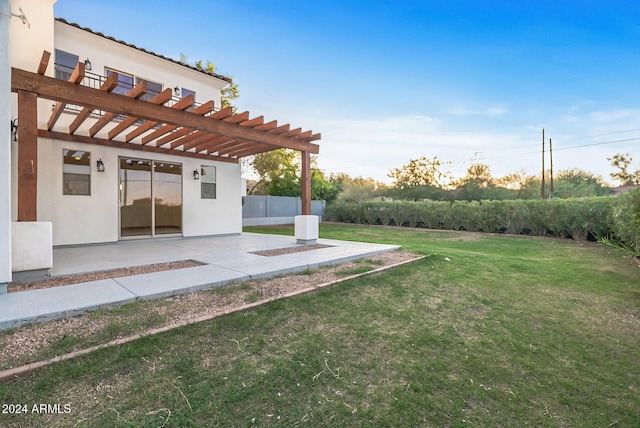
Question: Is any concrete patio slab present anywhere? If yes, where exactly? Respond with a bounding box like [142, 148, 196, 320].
[115, 264, 250, 300]
[0, 233, 400, 329]
[0, 280, 136, 328]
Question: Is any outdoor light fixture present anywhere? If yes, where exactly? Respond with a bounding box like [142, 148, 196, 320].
[193, 169, 200, 180]
[10, 119, 18, 142]
[84, 58, 92, 71]
[96, 159, 105, 172]
[174, 86, 181, 97]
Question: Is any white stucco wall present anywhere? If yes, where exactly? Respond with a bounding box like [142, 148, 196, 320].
[1, 0, 13, 284]
[53, 20, 228, 109]
[182, 160, 243, 237]
[9, 0, 56, 74]
[37, 138, 242, 246]
[10, 0, 242, 247]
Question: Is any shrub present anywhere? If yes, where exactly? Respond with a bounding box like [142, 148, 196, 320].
[609, 188, 640, 253]
[326, 196, 626, 243]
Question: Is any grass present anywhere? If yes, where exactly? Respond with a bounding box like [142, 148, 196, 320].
[1, 224, 639, 427]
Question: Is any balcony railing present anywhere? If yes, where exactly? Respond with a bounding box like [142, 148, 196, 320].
[53, 63, 212, 126]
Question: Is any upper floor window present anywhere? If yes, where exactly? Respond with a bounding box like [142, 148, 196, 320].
[55, 49, 78, 81]
[136, 77, 163, 101]
[106, 68, 134, 95]
[182, 88, 196, 100]
[105, 68, 163, 100]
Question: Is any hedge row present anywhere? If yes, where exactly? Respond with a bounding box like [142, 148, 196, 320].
[325, 190, 640, 251]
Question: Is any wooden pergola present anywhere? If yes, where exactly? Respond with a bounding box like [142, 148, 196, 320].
[11, 51, 320, 222]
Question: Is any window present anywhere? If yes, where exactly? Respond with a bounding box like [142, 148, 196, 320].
[200, 165, 216, 199]
[182, 88, 196, 100]
[106, 69, 134, 95]
[135, 77, 163, 101]
[55, 49, 79, 81]
[63, 149, 91, 195]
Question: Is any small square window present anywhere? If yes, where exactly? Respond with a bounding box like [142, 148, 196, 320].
[200, 165, 216, 199]
[63, 149, 91, 195]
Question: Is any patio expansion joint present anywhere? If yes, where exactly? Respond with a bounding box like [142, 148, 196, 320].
[111, 278, 138, 297]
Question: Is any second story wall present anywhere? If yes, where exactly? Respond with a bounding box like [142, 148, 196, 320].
[10, 0, 56, 73]
[53, 20, 229, 109]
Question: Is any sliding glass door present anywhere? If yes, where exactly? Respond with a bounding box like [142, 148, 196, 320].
[119, 157, 182, 238]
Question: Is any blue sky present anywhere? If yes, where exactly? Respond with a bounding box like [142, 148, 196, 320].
[54, 1, 640, 185]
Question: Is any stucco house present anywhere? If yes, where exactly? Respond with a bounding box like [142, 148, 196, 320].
[1, 0, 320, 289]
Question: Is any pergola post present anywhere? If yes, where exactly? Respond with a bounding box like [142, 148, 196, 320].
[17, 90, 38, 221]
[294, 150, 318, 245]
[301, 150, 311, 215]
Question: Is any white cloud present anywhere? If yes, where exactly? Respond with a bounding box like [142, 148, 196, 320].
[446, 104, 509, 117]
[590, 109, 640, 123]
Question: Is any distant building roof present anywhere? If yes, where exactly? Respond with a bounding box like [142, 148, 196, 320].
[55, 18, 233, 84]
[611, 184, 640, 195]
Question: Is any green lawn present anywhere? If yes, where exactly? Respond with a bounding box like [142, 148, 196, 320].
[1, 224, 639, 427]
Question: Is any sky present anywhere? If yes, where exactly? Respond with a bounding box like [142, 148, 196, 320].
[53, 0, 640, 185]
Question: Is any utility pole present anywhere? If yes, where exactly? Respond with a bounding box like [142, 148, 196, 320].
[549, 138, 554, 195]
[541, 129, 545, 199]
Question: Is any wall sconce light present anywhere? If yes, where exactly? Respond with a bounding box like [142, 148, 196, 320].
[174, 86, 181, 97]
[96, 159, 105, 172]
[84, 58, 92, 71]
[193, 169, 200, 180]
[10, 119, 18, 142]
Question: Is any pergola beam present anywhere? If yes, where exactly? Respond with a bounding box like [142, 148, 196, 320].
[69, 72, 119, 134]
[12, 68, 319, 152]
[89, 80, 148, 137]
[107, 88, 172, 139]
[40, 130, 239, 164]
[47, 61, 85, 130]
[141, 101, 215, 145]
[125, 94, 194, 142]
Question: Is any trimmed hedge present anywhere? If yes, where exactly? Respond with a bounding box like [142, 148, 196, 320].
[325, 191, 640, 249]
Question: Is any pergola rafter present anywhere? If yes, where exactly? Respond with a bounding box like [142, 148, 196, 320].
[11, 51, 320, 220]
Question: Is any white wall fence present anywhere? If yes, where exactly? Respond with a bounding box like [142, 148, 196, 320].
[242, 195, 325, 226]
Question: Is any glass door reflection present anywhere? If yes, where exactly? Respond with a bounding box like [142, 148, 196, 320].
[119, 158, 182, 238]
[154, 162, 182, 235]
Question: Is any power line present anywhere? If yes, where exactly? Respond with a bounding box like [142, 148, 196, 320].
[522, 137, 640, 155]
[502, 128, 640, 151]
[553, 128, 640, 143]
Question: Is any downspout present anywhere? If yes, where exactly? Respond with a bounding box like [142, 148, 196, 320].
[0, 0, 13, 288]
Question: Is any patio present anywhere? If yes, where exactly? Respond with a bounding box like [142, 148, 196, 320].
[0, 233, 399, 329]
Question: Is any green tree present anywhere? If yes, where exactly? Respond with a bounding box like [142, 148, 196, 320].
[251, 149, 343, 203]
[183, 56, 240, 112]
[552, 169, 611, 198]
[388, 155, 451, 189]
[336, 174, 388, 202]
[608, 153, 640, 185]
[452, 162, 497, 200]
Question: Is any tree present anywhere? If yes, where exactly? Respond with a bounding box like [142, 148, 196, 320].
[250, 149, 343, 203]
[182, 56, 240, 112]
[553, 169, 611, 198]
[608, 153, 640, 185]
[336, 174, 388, 202]
[251, 149, 298, 195]
[495, 170, 533, 190]
[388, 156, 451, 189]
[456, 162, 494, 189]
